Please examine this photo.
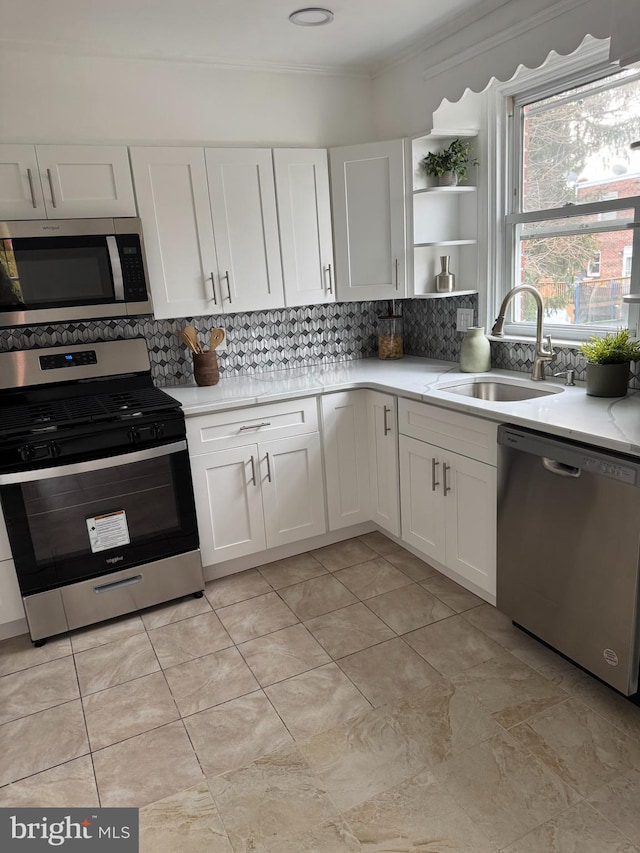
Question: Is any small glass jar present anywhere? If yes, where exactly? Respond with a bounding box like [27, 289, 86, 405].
[377, 315, 403, 359]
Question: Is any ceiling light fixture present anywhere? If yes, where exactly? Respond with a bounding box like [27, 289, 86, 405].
[289, 7, 334, 26]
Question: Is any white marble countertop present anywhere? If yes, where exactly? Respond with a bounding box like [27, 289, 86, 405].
[163, 357, 640, 457]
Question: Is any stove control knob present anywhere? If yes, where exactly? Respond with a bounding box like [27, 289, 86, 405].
[128, 427, 140, 444]
[48, 442, 61, 458]
[18, 444, 35, 462]
[153, 422, 165, 439]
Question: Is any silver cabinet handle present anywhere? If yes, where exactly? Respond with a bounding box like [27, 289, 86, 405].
[383, 405, 391, 436]
[265, 452, 272, 482]
[250, 455, 257, 486]
[26, 168, 37, 208]
[222, 270, 232, 303]
[394, 258, 399, 290]
[325, 263, 333, 294]
[443, 462, 451, 496]
[431, 457, 440, 491]
[205, 272, 217, 305]
[46, 168, 57, 208]
[239, 422, 271, 431]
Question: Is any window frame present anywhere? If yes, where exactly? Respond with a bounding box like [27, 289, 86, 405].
[499, 59, 640, 342]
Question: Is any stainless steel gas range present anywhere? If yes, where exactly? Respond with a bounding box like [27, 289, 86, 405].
[0, 338, 204, 645]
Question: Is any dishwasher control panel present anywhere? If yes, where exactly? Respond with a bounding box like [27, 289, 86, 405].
[580, 455, 637, 484]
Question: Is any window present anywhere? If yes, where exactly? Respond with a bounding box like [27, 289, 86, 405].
[504, 66, 640, 338]
[586, 252, 601, 278]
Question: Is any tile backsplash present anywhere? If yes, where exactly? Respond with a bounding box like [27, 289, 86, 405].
[1, 294, 636, 388]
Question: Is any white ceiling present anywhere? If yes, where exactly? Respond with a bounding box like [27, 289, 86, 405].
[0, 0, 504, 75]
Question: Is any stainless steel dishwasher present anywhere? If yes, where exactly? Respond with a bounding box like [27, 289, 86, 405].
[497, 424, 640, 696]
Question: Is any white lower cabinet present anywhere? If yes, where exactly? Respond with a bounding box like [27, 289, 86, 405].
[322, 389, 399, 536]
[188, 401, 326, 567]
[321, 391, 371, 530]
[367, 391, 400, 536]
[398, 399, 497, 598]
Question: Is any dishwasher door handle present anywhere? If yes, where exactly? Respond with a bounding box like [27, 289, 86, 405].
[542, 457, 582, 478]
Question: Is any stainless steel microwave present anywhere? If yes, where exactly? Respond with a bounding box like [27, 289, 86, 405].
[0, 218, 153, 328]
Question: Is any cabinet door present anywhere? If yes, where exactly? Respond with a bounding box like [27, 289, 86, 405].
[260, 433, 326, 548]
[330, 139, 406, 301]
[321, 391, 370, 530]
[130, 147, 219, 319]
[190, 445, 266, 566]
[35, 145, 136, 218]
[273, 148, 335, 306]
[367, 391, 400, 536]
[399, 435, 446, 564]
[205, 148, 285, 313]
[0, 561, 25, 628]
[444, 452, 496, 597]
[0, 144, 45, 220]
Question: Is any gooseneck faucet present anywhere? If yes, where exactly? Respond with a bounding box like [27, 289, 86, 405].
[491, 284, 554, 381]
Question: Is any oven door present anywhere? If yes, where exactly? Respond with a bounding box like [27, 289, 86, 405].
[0, 441, 199, 596]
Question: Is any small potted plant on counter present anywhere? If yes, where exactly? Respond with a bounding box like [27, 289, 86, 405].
[420, 138, 478, 187]
[580, 328, 640, 397]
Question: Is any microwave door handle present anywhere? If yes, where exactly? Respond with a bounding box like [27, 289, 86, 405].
[106, 236, 125, 302]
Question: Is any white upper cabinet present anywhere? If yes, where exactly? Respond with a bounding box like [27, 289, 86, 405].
[273, 148, 335, 306]
[0, 144, 136, 220]
[130, 147, 219, 319]
[330, 139, 407, 301]
[205, 148, 285, 313]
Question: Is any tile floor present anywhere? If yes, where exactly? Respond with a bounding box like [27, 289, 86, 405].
[1, 533, 640, 851]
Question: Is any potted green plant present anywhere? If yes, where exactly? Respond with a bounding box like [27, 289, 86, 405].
[420, 138, 478, 186]
[580, 328, 640, 397]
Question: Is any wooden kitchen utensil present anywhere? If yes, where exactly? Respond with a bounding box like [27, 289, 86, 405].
[179, 326, 202, 354]
[210, 327, 225, 350]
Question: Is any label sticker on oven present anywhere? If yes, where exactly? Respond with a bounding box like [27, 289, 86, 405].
[87, 510, 131, 554]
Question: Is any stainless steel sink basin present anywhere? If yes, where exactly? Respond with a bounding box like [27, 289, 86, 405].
[438, 380, 561, 402]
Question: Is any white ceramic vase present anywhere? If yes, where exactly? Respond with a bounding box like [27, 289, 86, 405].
[460, 326, 491, 373]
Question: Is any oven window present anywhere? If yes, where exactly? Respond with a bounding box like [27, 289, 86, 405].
[0, 236, 114, 308]
[2, 450, 199, 595]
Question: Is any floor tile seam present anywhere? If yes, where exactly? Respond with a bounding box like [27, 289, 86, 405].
[271, 572, 358, 614]
[417, 582, 486, 615]
[86, 704, 183, 753]
[360, 594, 458, 636]
[1, 688, 84, 728]
[567, 690, 640, 749]
[0, 695, 85, 734]
[491, 717, 589, 803]
[0, 647, 75, 679]
[492, 798, 587, 852]
[205, 584, 281, 611]
[177, 683, 264, 722]
[234, 637, 332, 689]
[153, 637, 237, 672]
[582, 795, 640, 851]
[434, 729, 584, 850]
[144, 607, 229, 643]
[0, 747, 94, 793]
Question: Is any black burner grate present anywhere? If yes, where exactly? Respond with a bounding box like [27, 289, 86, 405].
[0, 388, 178, 438]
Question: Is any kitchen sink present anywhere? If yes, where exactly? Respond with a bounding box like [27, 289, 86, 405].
[437, 380, 563, 402]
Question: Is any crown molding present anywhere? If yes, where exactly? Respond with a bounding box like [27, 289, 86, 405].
[0, 38, 372, 79]
[419, 0, 593, 82]
[371, 0, 514, 78]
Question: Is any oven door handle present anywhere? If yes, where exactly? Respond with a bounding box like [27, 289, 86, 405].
[0, 441, 187, 485]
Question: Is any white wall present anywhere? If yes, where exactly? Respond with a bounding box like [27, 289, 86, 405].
[0, 50, 374, 147]
[371, 0, 622, 139]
